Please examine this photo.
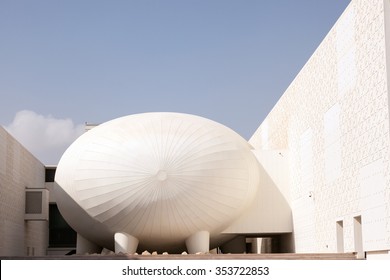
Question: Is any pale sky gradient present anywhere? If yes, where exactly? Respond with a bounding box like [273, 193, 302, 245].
[0, 0, 351, 164]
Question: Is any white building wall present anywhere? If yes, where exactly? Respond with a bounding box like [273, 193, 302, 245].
[250, 0, 390, 254]
[0, 126, 48, 256]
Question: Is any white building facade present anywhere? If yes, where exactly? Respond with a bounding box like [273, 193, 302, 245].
[0, 126, 49, 256]
[249, 0, 390, 259]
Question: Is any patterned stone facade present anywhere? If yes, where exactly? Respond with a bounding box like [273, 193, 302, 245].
[0, 126, 48, 256]
[250, 0, 390, 253]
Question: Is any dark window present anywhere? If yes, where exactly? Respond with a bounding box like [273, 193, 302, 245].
[49, 204, 77, 248]
[45, 168, 56, 182]
[25, 191, 43, 214]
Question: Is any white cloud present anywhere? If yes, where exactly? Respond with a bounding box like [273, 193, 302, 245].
[5, 110, 84, 165]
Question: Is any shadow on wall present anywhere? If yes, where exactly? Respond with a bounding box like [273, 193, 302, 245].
[222, 149, 295, 253]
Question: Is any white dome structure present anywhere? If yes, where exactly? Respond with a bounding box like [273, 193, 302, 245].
[54, 112, 260, 253]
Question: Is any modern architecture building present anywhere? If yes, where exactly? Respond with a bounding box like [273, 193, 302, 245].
[0, 0, 389, 259]
[247, 0, 390, 259]
[0, 126, 77, 256]
[54, 112, 261, 254]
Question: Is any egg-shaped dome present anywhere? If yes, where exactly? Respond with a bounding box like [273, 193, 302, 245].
[54, 112, 260, 252]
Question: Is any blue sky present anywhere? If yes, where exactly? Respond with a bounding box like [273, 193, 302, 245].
[0, 0, 351, 164]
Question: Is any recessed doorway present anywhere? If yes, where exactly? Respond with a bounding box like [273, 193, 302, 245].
[336, 220, 344, 253]
[354, 216, 364, 258]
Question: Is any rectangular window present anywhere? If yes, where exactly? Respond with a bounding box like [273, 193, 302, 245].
[25, 191, 43, 214]
[25, 189, 49, 220]
[45, 168, 56, 182]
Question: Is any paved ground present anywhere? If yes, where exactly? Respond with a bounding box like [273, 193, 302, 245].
[1, 252, 360, 260]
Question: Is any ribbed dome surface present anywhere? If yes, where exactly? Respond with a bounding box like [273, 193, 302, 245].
[55, 113, 260, 250]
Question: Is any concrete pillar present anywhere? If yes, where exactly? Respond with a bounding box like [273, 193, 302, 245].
[114, 232, 139, 254]
[251, 238, 261, 254]
[76, 234, 101, 254]
[185, 231, 210, 254]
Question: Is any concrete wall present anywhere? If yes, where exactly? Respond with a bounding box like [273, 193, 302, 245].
[0, 126, 48, 256]
[250, 0, 390, 255]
